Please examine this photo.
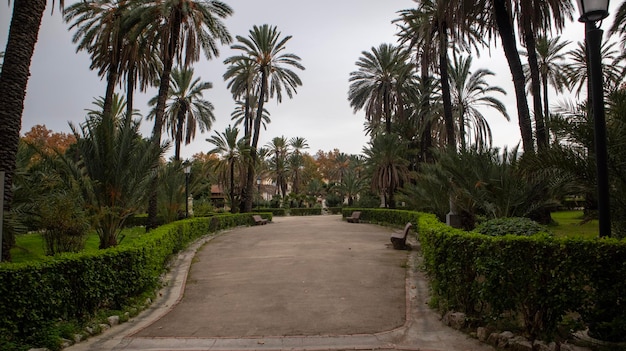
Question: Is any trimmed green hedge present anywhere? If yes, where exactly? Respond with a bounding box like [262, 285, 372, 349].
[253, 208, 287, 216]
[418, 212, 626, 341]
[341, 208, 420, 229]
[327, 207, 342, 214]
[0, 212, 272, 349]
[289, 208, 322, 216]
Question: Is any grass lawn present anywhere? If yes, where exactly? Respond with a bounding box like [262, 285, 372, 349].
[10, 226, 147, 264]
[549, 210, 599, 240]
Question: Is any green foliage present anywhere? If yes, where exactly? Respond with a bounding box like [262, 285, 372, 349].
[39, 192, 90, 255]
[474, 217, 551, 237]
[253, 208, 286, 216]
[418, 211, 626, 342]
[327, 207, 343, 214]
[0, 213, 260, 350]
[341, 208, 419, 230]
[289, 208, 322, 216]
[324, 193, 343, 208]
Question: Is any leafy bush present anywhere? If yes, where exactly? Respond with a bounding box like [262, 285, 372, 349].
[325, 193, 343, 208]
[289, 208, 322, 216]
[39, 192, 90, 255]
[253, 208, 286, 216]
[419, 211, 626, 341]
[327, 207, 342, 214]
[474, 217, 551, 237]
[0, 213, 269, 350]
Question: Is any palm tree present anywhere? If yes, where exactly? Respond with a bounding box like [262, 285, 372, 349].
[65, 0, 133, 119]
[132, 0, 233, 228]
[61, 95, 164, 248]
[348, 43, 412, 135]
[230, 100, 270, 134]
[149, 67, 215, 161]
[522, 36, 570, 144]
[515, 0, 573, 150]
[288, 137, 309, 196]
[564, 41, 624, 99]
[225, 24, 305, 212]
[448, 54, 509, 150]
[207, 126, 248, 213]
[0, 0, 64, 260]
[481, 0, 534, 153]
[363, 133, 410, 209]
[265, 136, 289, 200]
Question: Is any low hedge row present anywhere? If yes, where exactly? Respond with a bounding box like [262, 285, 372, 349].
[341, 208, 420, 229]
[418, 212, 626, 341]
[253, 208, 287, 216]
[289, 207, 322, 216]
[327, 207, 343, 214]
[0, 212, 271, 349]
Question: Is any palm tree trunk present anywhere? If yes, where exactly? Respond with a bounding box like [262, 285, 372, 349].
[494, 0, 534, 153]
[542, 73, 550, 144]
[126, 65, 135, 118]
[147, 18, 181, 230]
[174, 108, 185, 161]
[0, 0, 47, 261]
[229, 160, 235, 213]
[244, 72, 268, 212]
[102, 67, 119, 120]
[439, 27, 455, 150]
[384, 88, 392, 133]
[523, 25, 547, 150]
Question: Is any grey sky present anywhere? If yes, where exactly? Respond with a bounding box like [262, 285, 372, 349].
[0, 1, 618, 159]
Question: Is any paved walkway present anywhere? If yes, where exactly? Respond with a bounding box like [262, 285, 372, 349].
[66, 215, 494, 351]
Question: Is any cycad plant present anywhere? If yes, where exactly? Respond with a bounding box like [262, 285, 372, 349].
[58, 96, 165, 248]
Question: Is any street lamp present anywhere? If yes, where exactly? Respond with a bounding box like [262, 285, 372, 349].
[256, 176, 261, 207]
[184, 164, 191, 218]
[577, 0, 611, 237]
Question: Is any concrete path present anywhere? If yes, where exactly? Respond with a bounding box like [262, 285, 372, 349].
[66, 215, 494, 351]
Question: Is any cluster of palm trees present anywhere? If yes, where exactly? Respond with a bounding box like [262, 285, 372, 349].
[346, 0, 626, 234]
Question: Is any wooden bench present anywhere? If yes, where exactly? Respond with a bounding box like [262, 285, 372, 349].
[346, 211, 361, 223]
[252, 215, 268, 225]
[390, 223, 413, 250]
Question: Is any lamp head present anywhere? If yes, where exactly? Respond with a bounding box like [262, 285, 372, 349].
[184, 165, 191, 174]
[577, 0, 610, 23]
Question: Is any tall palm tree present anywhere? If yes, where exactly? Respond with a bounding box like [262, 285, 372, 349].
[223, 58, 258, 141]
[564, 41, 624, 99]
[480, 0, 534, 153]
[65, 0, 133, 119]
[514, 0, 573, 150]
[522, 36, 570, 143]
[288, 137, 309, 196]
[265, 136, 289, 199]
[132, 0, 233, 228]
[230, 100, 270, 134]
[149, 67, 215, 161]
[225, 24, 304, 212]
[0, 0, 64, 260]
[207, 126, 248, 213]
[449, 54, 509, 150]
[348, 43, 412, 135]
[363, 133, 410, 209]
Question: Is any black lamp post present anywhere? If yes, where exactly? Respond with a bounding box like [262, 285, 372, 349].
[184, 164, 191, 218]
[256, 176, 261, 207]
[577, 0, 611, 237]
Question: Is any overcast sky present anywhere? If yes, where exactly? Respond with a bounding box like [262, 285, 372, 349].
[0, 1, 620, 159]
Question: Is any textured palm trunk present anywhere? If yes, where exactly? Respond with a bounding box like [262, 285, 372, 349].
[420, 55, 433, 164]
[126, 65, 136, 118]
[147, 17, 181, 230]
[523, 23, 547, 150]
[174, 107, 186, 161]
[243, 71, 268, 212]
[0, 0, 47, 261]
[494, 0, 534, 154]
[542, 73, 550, 143]
[384, 88, 392, 134]
[439, 27, 455, 150]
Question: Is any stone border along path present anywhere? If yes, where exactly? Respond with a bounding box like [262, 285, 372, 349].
[65, 215, 494, 351]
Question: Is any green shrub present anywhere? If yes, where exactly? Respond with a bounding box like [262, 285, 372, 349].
[289, 208, 322, 216]
[325, 193, 343, 208]
[474, 217, 551, 237]
[0, 213, 265, 350]
[253, 208, 286, 216]
[39, 192, 90, 255]
[419, 212, 626, 342]
[327, 207, 342, 214]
